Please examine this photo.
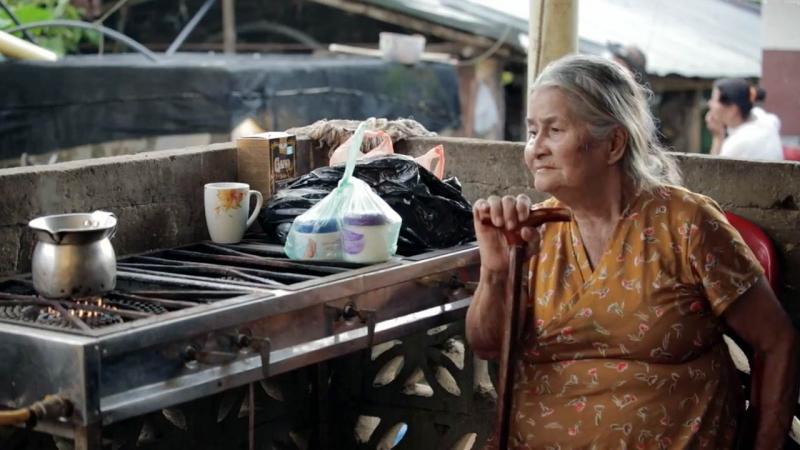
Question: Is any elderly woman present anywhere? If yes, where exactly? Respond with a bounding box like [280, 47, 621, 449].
[467, 55, 798, 449]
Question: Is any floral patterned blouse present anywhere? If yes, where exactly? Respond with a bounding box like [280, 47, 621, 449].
[508, 185, 763, 449]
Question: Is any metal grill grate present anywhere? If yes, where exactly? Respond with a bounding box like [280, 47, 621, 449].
[0, 238, 376, 333]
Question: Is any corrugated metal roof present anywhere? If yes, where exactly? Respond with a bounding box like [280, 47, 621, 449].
[361, 0, 762, 78]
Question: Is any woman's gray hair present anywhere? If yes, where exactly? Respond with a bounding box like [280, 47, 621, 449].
[531, 54, 682, 192]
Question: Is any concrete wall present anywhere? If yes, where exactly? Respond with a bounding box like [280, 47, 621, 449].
[0, 133, 227, 169]
[2, 136, 799, 319]
[0, 136, 326, 277]
[0, 144, 238, 276]
[398, 137, 541, 202]
[397, 137, 800, 317]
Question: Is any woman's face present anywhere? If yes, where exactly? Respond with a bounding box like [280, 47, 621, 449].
[707, 88, 739, 125]
[524, 87, 611, 198]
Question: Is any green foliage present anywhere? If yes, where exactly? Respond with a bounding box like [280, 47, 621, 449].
[0, 0, 99, 55]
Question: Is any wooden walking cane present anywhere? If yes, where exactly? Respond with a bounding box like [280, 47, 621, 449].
[483, 207, 571, 450]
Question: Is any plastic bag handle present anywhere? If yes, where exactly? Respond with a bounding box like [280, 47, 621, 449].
[340, 120, 370, 187]
[377, 130, 393, 149]
[431, 145, 445, 179]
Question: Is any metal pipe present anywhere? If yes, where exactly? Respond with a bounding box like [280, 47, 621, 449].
[0, 408, 30, 425]
[166, 0, 215, 55]
[527, 0, 578, 85]
[5, 19, 159, 62]
[0, 395, 71, 426]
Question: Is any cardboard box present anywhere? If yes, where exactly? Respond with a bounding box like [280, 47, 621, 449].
[236, 132, 297, 199]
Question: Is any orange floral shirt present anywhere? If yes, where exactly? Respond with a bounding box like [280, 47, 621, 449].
[509, 186, 763, 449]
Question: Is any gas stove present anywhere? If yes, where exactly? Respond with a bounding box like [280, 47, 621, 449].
[0, 240, 368, 335]
[0, 237, 479, 449]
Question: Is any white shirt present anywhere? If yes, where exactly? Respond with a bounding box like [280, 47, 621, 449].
[720, 115, 784, 161]
[751, 106, 782, 133]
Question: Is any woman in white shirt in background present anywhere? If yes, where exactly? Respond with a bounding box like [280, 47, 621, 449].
[752, 87, 782, 133]
[705, 78, 784, 161]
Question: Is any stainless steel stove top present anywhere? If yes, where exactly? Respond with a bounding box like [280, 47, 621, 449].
[0, 238, 480, 445]
[0, 239, 374, 336]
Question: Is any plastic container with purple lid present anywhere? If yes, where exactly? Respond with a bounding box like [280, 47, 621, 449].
[342, 212, 393, 263]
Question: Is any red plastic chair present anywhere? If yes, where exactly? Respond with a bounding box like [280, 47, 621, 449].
[724, 211, 779, 291]
[783, 146, 800, 161]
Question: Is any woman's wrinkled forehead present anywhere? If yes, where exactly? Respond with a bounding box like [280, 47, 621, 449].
[527, 86, 578, 123]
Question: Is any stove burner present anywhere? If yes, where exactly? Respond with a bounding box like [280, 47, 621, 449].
[0, 300, 121, 329]
[0, 296, 167, 330]
[43, 304, 124, 329]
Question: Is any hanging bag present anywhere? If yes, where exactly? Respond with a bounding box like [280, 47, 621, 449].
[284, 120, 402, 263]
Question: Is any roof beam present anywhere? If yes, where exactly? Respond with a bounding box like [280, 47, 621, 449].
[307, 0, 512, 56]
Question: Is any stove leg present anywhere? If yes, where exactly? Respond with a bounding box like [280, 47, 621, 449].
[313, 362, 331, 450]
[248, 382, 255, 450]
[74, 424, 102, 450]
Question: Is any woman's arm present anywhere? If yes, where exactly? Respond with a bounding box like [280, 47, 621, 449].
[466, 195, 539, 360]
[705, 110, 726, 156]
[723, 277, 800, 449]
[709, 136, 724, 156]
[466, 268, 508, 360]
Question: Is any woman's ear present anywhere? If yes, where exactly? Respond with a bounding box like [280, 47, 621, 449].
[607, 127, 627, 165]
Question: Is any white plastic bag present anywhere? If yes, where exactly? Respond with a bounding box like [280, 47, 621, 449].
[284, 120, 402, 263]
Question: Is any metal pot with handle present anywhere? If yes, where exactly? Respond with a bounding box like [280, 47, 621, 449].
[28, 211, 118, 298]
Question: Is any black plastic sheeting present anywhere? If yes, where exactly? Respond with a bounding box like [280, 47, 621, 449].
[259, 155, 475, 255]
[0, 53, 460, 158]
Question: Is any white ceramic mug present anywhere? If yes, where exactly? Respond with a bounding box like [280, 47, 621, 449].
[204, 182, 263, 244]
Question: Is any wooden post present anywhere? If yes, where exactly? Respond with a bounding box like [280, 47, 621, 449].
[527, 0, 578, 86]
[222, 0, 236, 54]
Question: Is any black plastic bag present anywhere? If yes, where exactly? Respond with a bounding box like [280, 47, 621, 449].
[259, 155, 475, 255]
